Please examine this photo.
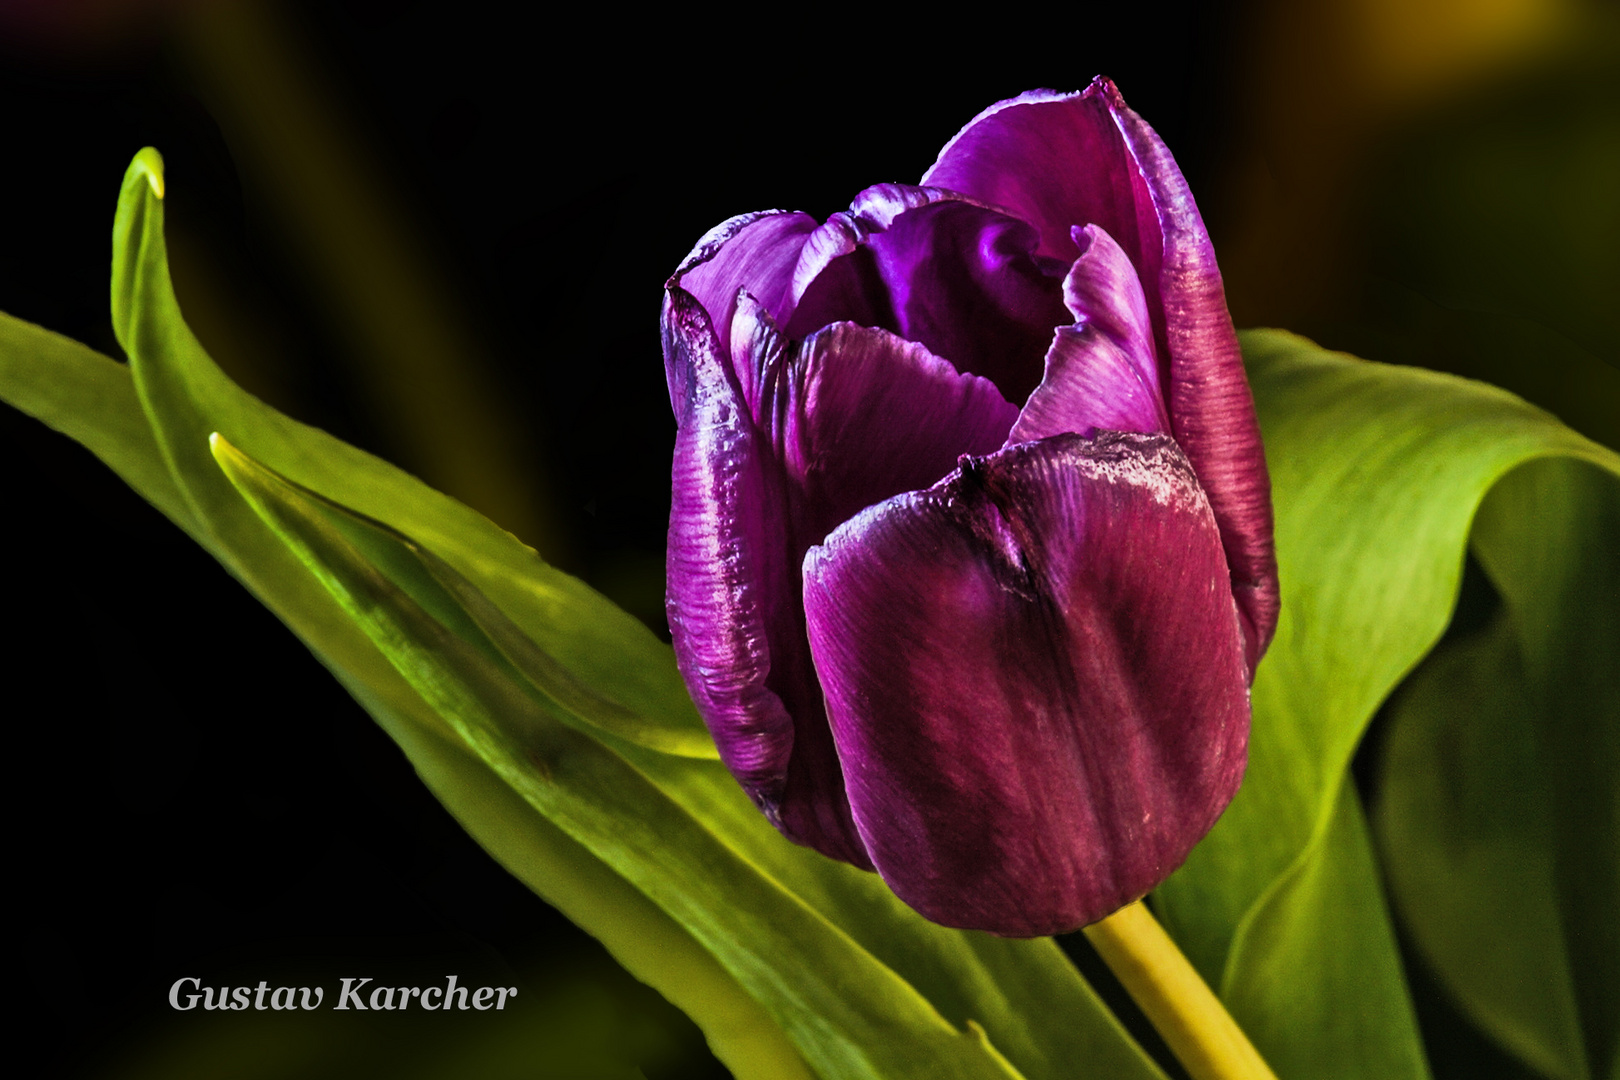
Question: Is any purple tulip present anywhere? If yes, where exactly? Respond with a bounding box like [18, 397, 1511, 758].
[662, 78, 1279, 937]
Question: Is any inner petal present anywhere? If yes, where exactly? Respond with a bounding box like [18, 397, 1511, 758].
[1010, 225, 1169, 443]
[740, 294, 1020, 551]
[781, 188, 1069, 407]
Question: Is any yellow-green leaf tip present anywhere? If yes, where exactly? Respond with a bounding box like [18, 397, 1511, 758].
[209, 431, 239, 468]
[131, 147, 165, 199]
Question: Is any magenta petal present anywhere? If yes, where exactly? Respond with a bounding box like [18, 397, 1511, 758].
[865, 199, 1069, 405]
[924, 79, 1278, 671]
[775, 317, 1020, 539]
[781, 184, 973, 330]
[1062, 224, 1155, 353]
[922, 85, 1154, 269]
[734, 289, 1018, 563]
[802, 433, 1250, 935]
[663, 287, 869, 866]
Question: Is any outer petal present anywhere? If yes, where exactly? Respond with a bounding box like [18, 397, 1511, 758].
[802, 432, 1250, 935]
[663, 288, 796, 800]
[922, 85, 1153, 268]
[781, 184, 1067, 406]
[924, 78, 1279, 672]
[663, 287, 867, 865]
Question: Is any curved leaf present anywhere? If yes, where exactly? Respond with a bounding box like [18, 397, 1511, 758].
[1155, 329, 1619, 1079]
[1376, 456, 1619, 1080]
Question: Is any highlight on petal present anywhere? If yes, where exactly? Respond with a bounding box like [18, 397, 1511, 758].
[665, 287, 868, 866]
[664, 210, 819, 402]
[924, 78, 1278, 670]
[663, 287, 797, 800]
[802, 432, 1250, 936]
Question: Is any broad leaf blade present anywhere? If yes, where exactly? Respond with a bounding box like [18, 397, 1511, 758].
[1156, 330, 1620, 1079]
[1221, 781, 1427, 1080]
[1377, 456, 1620, 1080]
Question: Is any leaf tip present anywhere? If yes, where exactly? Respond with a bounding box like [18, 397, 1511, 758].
[130, 147, 165, 200]
[209, 431, 251, 483]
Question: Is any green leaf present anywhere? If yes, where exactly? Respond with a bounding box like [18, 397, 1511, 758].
[340, 666, 817, 1080]
[1221, 781, 1426, 1080]
[210, 433, 1027, 1080]
[1376, 456, 1619, 1080]
[1155, 329, 1620, 1079]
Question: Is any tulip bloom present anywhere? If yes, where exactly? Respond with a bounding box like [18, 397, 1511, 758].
[662, 78, 1279, 936]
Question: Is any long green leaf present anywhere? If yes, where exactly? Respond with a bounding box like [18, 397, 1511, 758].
[211, 434, 1027, 1080]
[218, 432, 1164, 1080]
[0, 275, 809, 1080]
[1156, 329, 1620, 1078]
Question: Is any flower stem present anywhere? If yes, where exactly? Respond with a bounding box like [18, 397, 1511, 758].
[1083, 901, 1278, 1080]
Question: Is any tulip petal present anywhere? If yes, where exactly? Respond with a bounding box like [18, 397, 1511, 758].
[764, 312, 1020, 542]
[781, 185, 1068, 406]
[1010, 226, 1169, 443]
[802, 432, 1250, 935]
[1110, 93, 1280, 673]
[922, 84, 1152, 268]
[1062, 224, 1156, 354]
[665, 210, 819, 413]
[663, 287, 870, 866]
[924, 79, 1279, 671]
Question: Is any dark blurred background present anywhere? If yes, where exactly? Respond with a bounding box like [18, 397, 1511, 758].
[1, 0, 1613, 1076]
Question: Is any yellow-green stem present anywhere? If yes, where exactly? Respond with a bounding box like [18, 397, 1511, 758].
[1084, 901, 1278, 1080]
